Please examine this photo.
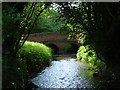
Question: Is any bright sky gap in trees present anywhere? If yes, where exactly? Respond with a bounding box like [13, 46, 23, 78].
[1, 0, 120, 2]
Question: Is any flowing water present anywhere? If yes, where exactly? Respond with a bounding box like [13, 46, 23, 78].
[30, 56, 106, 89]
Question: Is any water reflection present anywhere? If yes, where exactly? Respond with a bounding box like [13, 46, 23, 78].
[31, 57, 103, 89]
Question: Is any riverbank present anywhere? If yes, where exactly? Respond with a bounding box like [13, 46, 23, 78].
[2, 41, 52, 89]
[29, 55, 120, 89]
[30, 57, 106, 89]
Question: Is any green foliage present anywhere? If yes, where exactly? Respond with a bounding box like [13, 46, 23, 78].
[32, 6, 70, 34]
[64, 44, 73, 53]
[77, 45, 105, 69]
[2, 2, 50, 56]
[2, 3, 23, 55]
[20, 2, 48, 33]
[17, 41, 52, 74]
[3, 41, 52, 89]
[2, 3, 27, 88]
[2, 2, 52, 89]
[2, 56, 28, 89]
[57, 2, 120, 67]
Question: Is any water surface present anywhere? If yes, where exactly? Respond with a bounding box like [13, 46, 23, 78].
[31, 57, 104, 89]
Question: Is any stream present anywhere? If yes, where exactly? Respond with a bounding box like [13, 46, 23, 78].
[30, 56, 106, 89]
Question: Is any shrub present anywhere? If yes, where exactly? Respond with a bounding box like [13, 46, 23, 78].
[2, 57, 27, 89]
[77, 45, 105, 69]
[3, 41, 52, 89]
[64, 44, 73, 54]
[17, 41, 52, 74]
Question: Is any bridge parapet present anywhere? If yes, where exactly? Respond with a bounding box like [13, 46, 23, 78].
[26, 32, 77, 42]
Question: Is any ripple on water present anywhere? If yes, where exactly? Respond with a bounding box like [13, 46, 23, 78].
[31, 58, 103, 88]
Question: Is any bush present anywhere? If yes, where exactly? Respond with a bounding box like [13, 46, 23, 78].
[64, 44, 73, 54]
[17, 41, 52, 74]
[2, 57, 27, 89]
[77, 45, 105, 69]
[2, 41, 52, 89]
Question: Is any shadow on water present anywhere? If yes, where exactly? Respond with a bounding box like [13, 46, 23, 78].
[29, 55, 108, 89]
[52, 54, 76, 61]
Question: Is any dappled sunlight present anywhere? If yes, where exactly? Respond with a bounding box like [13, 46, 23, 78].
[2, 2, 120, 89]
[31, 58, 103, 88]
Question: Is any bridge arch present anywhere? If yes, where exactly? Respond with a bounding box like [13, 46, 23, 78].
[70, 43, 79, 53]
[25, 32, 80, 54]
[64, 43, 79, 54]
[46, 43, 59, 54]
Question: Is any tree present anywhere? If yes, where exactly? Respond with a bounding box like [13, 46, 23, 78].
[32, 4, 71, 34]
[2, 2, 51, 88]
[56, 2, 120, 67]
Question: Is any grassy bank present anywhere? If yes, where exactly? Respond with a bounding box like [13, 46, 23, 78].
[3, 41, 52, 89]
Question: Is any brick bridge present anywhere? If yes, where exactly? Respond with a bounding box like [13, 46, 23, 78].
[26, 32, 80, 54]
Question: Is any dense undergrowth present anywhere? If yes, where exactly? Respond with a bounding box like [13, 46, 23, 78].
[3, 41, 52, 89]
[77, 45, 105, 70]
[64, 44, 73, 54]
[76, 45, 120, 87]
